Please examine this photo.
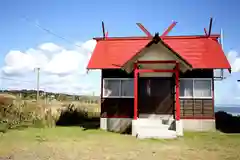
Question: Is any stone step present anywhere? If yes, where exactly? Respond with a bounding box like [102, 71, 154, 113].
[135, 124, 170, 130]
[136, 129, 177, 139]
[134, 119, 170, 128]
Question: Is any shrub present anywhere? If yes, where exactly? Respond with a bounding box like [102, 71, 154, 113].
[0, 97, 101, 132]
[0, 100, 52, 132]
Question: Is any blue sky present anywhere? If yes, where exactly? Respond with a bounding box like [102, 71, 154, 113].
[0, 0, 240, 105]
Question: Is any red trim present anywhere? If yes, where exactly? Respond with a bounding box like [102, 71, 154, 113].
[182, 116, 215, 120]
[137, 60, 177, 64]
[136, 23, 152, 38]
[175, 63, 180, 120]
[134, 63, 138, 120]
[161, 21, 177, 37]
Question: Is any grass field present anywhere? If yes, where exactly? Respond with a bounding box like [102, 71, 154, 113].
[0, 127, 239, 160]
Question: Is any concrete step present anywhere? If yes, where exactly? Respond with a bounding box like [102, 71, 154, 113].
[135, 118, 163, 125]
[135, 124, 170, 130]
[136, 129, 177, 139]
[134, 119, 170, 128]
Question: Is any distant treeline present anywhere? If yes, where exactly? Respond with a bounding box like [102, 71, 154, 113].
[0, 89, 100, 103]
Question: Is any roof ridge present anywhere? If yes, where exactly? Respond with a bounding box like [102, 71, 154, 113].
[94, 34, 220, 41]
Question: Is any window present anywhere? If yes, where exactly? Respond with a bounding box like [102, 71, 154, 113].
[180, 79, 193, 97]
[180, 78, 212, 98]
[103, 78, 134, 98]
[103, 79, 120, 97]
[194, 80, 211, 97]
[121, 79, 134, 97]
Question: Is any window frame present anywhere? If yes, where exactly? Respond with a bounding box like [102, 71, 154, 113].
[103, 78, 134, 98]
[179, 78, 213, 99]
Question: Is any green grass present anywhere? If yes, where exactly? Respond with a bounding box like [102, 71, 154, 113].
[0, 128, 240, 160]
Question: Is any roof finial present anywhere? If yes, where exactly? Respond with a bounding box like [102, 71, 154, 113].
[208, 17, 213, 37]
[102, 21, 106, 39]
[136, 23, 152, 37]
[161, 21, 177, 37]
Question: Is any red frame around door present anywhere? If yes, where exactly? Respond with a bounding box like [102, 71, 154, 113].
[133, 60, 180, 121]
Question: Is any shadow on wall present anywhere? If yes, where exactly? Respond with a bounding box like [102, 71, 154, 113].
[56, 106, 100, 130]
[215, 111, 240, 133]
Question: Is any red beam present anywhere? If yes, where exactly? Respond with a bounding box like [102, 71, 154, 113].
[175, 63, 180, 121]
[137, 60, 177, 64]
[136, 23, 152, 38]
[134, 64, 138, 120]
[137, 69, 175, 73]
[161, 21, 177, 37]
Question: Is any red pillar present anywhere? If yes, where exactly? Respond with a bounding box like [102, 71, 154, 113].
[134, 63, 138, 120]
[175, 63, 180, 121]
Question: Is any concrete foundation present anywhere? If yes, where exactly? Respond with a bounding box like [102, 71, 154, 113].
[182, 119, 216, 131]
[100, 117, 216, 136]
[176, 120, 183, 136]
[100, 118, 107, 130]
[100, 118, 132, 133]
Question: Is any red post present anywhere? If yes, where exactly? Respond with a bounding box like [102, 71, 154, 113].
[134, 63, 138, 120]
[175, 62, 180, 121]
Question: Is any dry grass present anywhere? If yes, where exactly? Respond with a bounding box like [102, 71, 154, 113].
[0, 127, 240, 160]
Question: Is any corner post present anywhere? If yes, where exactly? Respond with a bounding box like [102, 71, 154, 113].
[134, 63, 138, 120]
[100, 70, 107, 130]
[175, 62, 183, 136]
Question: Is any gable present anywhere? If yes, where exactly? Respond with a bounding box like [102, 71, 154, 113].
[123, 39, 191, 77]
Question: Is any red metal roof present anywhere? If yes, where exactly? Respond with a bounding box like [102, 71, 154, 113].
[87, 35, 231, 70]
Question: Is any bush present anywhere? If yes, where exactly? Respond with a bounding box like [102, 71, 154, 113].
[215, 111, 240, 133]
[0, 97, 101, 133]
[56, 104, 100, 129]
[0, 100, 52, 132]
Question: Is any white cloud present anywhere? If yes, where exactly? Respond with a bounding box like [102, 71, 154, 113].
[38, 42, 63, 52]
[1, 40, 100, 95]
[214, 50, 240, 105]
[44, 50, 85, 75]
[227, 50, 240, 72]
